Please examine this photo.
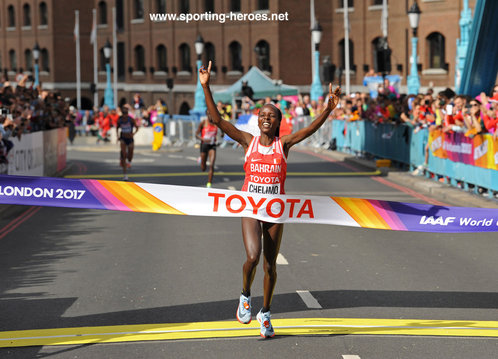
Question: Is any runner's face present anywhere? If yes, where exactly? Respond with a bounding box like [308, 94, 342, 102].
[258, 105, 280, 135]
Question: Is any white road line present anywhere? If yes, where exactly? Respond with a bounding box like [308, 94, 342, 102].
[223, 177, 230, 182]
[276, 253, 288, 265]
[168, 154, 183, 159]
[296, 290, 322, 309]
[186, 156, 199, 162]
[342, 356, 361, 359]
[227, 186, 236, 190]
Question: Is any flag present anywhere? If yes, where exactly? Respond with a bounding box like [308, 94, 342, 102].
[90, 10, 96, 44]
[73, 11, 79, 42]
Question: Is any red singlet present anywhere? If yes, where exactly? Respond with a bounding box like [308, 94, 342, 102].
[201, 123, 218, 144]
[241, 136, 287, 195]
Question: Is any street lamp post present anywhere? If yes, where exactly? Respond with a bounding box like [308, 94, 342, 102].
[191, 34, 206, 118]
[310, 22, 323, 101]
[32, 43, 40, 88]
[407, 1, 421, 95]
[103, 39, 114, 109]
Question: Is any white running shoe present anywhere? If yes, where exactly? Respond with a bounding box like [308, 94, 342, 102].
[256, 309, 275, 338]
[236, 294, 251, 324]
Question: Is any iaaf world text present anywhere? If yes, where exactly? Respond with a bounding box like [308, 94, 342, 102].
[420, 215, 498, 227]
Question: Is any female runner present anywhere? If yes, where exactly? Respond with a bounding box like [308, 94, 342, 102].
[195, 110, 218, 188]
[200, 61, 340, 338]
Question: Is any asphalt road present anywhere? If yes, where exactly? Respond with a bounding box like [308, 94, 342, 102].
[1, 139, 498, 358]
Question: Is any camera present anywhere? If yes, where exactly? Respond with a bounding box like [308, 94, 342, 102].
[424, 100, 430, 106]
[0, 107, 10, 116]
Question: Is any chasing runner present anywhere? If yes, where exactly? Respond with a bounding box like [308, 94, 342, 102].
[116, 106, 138, 180]
[195, 110, 218, 188]
[200, 61, 340, 338]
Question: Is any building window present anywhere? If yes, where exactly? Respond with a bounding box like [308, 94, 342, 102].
[372, 0, 384, 5]
[116, 0, 124, 30]
[203, 42, 215, 67]
[156, 44, 167, 71]
[24, 49, 33, 70]
[39, 2, 48, 26]
[8, 5, 16, 27]
[156, 0, 166, 13]
[9, 50, 17, 70]
[98, 1, 107, 25]
[23, 3, 31, 27]
[254, 40, 270, 71]
[134, 45, 145, 71]
[179, 0, 189, 14]
[339, 38, 354, 70]
[229, 41, 242, 71]
[230, 0, 241, 12]
[179, 43, 191, 71]
[427, 32, 445, 69]
[257, 0, 269, 10]
[204, 0, 214, 12]
[41, 49, 49, 71]
[338, 0, 353, 7]
[134, 0, 144, 19]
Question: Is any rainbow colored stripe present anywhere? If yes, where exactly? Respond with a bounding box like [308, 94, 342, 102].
[332, 197, 407, 231]
[82, 179, 185, 215]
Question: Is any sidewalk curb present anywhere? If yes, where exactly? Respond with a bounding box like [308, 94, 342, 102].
[307, 148, 498, 209]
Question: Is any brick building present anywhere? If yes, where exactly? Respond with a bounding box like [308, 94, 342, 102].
[0, 0, 476, 112]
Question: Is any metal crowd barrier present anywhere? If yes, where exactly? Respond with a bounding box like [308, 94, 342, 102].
[159, 114, 199, 147]
[330, 119, 498, 198]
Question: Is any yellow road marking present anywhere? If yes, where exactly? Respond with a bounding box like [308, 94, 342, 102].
[65, 171, 382, 179]
[2, 318, 498, 348]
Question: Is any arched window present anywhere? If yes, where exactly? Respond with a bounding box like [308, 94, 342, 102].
[134, 45, 145, 71]
[156, 44, 167, 71]
[179, 101, 190, 115]
[9, 50, 17, 70]
[339, 38, 354, 70]
[98, 1, 107, 25]
[204, 0, 214, 12]
[39, 2, 48, 25]
[257, 0, 269, 10]
[427, 32, 445, 69]
[229, 41, 242, 71]
[179, 43, 190, 71]
[134, 0, 144, 19]
[41, 49, 49, 72]
[203, 42, 215, 67]
[8, 5, 16, 27]
[179, 0, 189, 14]
[254, 40, 270, 71]
[24, 49, 33, 71]
[230, 0, 241, 12]
[23, 3, 31, 27]
[156, 0, 166, 12]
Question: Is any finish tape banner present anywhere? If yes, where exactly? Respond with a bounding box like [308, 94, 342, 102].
[0, 175, 497, 233]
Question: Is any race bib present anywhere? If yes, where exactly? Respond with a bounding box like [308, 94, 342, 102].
[247, 182, 280, 195]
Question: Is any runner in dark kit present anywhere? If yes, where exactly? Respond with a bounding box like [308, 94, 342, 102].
[116, 106, 138, 180]
[199, 61, 340, 338]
